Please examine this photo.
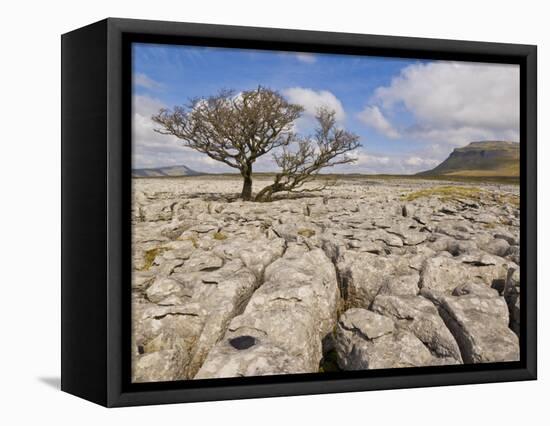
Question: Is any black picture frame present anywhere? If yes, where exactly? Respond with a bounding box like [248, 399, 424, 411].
[61, 17, 537, 407]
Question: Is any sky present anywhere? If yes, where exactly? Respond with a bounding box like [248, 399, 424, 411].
[132, 43, 519, 174]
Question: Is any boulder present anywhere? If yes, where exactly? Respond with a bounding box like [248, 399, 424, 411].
[133, 349, 188, 382]
[481, 238, 510, 257]
[212, 236, 285, 278]
[337, 251, 395, 308]
[145, 277, 189, 304]
[194, 332, 307, 379]
[334, 309, 436, 370]
[371, 295, 462, 362]
[196, 248, 339, 378]
[132, 303, 205, 380]
[425, 286, 519, 363]
[377, 273, 420, 296]
[420, 254, 510, 293]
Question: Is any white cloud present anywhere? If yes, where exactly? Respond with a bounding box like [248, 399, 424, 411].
[283, 87, 346, 122]
[132, 95, 232, 172]
[348, 150, 390, 166]
[133, 73, 164, 90]
[404, 156, 439, 167]
[295, 53, 317, 64]
[357, 106, 400, 139]
[330, 149, 442, 175]
[366, 61, 519, 146]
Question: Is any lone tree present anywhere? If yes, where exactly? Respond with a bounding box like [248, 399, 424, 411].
[254, 107, 360, 202]
[152, 86, 303, 200]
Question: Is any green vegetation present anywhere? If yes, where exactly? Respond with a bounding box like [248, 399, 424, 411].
[494, 193, 520, 208]
[138, 172, 518, 186]
[297, 228, 316, 238]
[402, 185, 483, 202]
[141, 247, 164, 271]
[417, 141, 519, 178]
[212, 232, 228, 240]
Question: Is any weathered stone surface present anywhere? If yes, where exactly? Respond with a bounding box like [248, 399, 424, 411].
[371, 295, 462, 362]
[481, 238, 510, 257]
[378, 273, 420, 296]
[337, 251, 395, 308]
[133, 349, 188, 383]
[140, 201, 176, 222]
[174, 250, 224, 273]
[339, 308, 394, 339]
[197, 248, 339, 378]
[145, 277, 189, 304]
[424, 287, 519, 363]
[194, 334, 306, 379]
[132, 176, 520, 380]
[420, 254, 510, 293]
[334, 309, 436, 370]
[132, 303, 205, 381]
[212, 236, 285, 278]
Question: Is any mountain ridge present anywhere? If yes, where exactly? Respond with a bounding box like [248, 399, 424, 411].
[417, 141, 519, 177]
[132, 164, 202, 177]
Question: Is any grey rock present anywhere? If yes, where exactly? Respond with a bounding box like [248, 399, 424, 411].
[195, 333, 307, 379]
[338, 251, 395, 308]
[145, 277, 189, 304]
[494, 231, 519, 246]
[140, 201, 175, 222]
[378, 273, 420, 296]
[482, 238, 510, 257]
[197, 248, 339, 378]
[334, 309, 436, 370]
[429, 291, 519, 363]
[212, 236, 285, 278]
[339, 308, 394, 339]
[420, 254, 510, 293]
[371, 295, 462, 362]
[175, 250, 224, 273]
[133, 349, 188, 382]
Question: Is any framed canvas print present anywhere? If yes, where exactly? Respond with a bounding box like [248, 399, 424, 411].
[61, 18, 537, 407]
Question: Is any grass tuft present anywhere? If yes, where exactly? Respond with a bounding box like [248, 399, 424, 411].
[141, 247, 164, 271]
[297, 228, 316, 238]
[402, 185, 483, 202]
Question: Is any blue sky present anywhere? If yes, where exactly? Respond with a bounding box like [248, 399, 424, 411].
[132, 43, 519, 174]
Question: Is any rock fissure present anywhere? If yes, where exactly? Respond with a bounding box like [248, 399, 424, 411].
[132, 176, 520, 381]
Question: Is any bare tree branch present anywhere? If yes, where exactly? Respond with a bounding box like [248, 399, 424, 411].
[255, 107, 361, 202]
[152, 86, 303, 200]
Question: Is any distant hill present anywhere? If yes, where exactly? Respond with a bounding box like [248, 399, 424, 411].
[132, 165, 202, 177]
[417, 141, 519, 177]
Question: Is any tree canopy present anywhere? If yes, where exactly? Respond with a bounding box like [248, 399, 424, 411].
[152, 86, 361, 202]
[152, 87, 303, 200]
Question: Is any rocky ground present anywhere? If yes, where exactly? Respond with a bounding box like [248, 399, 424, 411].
[131, 175, 521, 382]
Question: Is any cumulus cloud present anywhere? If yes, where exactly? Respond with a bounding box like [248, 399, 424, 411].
[133, 73, 164, 90]
[283, 87, 346, 122]
[363, 61, 519, 146]
[132, 95, 232, 172]
[331, 150, 441, 175]
[348, 150, 390, 166]
[404, 156, 439, 168]
[357, 106, 400, 139]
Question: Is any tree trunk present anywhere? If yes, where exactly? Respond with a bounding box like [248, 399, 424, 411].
[241, 173, 253, 201]
[254, 184, 275, 202]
